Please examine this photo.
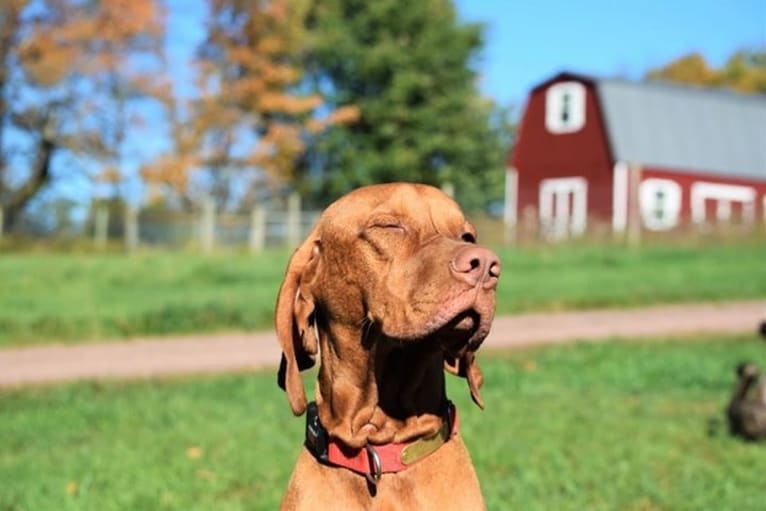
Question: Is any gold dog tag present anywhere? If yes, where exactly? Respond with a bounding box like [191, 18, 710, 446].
[400, 423, 450, 465]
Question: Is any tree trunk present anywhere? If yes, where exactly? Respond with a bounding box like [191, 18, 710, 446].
[0, 137, 55, 231]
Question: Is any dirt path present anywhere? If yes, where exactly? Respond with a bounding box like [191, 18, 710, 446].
[1, 300, 764, 388]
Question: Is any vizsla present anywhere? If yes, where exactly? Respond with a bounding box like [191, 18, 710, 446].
[275, 183, 500, 510]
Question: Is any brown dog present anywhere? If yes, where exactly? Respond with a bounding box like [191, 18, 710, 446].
[275, 183, 499, 510]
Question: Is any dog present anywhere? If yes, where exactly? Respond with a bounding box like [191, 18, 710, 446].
[274, 183, 499, 510]
[726, 362, 766, 441]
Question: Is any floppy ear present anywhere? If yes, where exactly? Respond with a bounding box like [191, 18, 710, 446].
[275, 233, 321, 416]
[444, 351, 485, 409]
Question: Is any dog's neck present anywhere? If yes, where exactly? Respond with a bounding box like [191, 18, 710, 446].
[314, 323, 448, 449]
[731, 374, 757, 403]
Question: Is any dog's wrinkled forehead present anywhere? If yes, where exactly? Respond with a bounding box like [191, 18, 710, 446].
[319, 183, 469, 238]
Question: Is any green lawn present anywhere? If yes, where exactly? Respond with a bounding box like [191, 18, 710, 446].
[2, 335, 765, 510]
[2, 239, 766, 346]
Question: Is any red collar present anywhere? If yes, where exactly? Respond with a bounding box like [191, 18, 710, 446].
[305, 401, 458, 484]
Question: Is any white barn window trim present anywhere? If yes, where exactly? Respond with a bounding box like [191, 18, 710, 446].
[690, 182, 756, 224]
[639, 178, 682, 231]
[545, 82, 586, 134]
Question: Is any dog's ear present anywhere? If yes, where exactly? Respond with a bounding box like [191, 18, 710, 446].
[444, 351, 485, 409]
[275, 233, 321, 416]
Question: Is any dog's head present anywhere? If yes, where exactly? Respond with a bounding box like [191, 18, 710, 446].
[736, 362, 760, 380]
[275, 183, 500, 415]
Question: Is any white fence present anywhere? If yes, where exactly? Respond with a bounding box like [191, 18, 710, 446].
[0, 194, 321, 253]
[118, 199, 321, 253]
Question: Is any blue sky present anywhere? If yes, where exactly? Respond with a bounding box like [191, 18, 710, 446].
[71, 0, 766, 207]
[455, 0, 765, 107]
[167, 0, 765, 110]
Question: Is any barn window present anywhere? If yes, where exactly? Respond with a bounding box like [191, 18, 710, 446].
[690, 182, 756, 225]
[545, 82, 586, 134]
[639, 179, 681, 231]
[561, 93, 571, 123]
[653, 189, 665, 220]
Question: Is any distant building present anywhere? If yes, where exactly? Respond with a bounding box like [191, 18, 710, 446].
[506, 71, 766, 239]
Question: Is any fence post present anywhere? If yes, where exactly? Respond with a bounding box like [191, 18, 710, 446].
[249, 206, 266, 254]
[124, 205, 138, 253]
[0, 207, 4, 242]
[94, 205, 109, 250]
[200, 196, 216, 254]
[286, 192, 301, 248]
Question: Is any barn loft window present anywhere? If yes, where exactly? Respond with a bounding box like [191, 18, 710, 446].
[545, 81, 586, 134]
[561, 93, 571, 122]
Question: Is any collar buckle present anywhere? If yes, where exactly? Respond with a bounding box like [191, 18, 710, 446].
[304, 401, 329, 462]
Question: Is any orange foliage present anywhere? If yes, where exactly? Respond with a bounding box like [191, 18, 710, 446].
[140, 0, 360, 200]
[329, 105, 361, 125]
[646, 53, 718, 88]
[140, 153, 198, 194]
[17, 31, 77, 86]
[4, 0, 361, 202]
[95, 166, 122, 184]
[305, 105, 361, 135]
[19, 0, 163, 85]
[647, 50, 766, 94]
[187, 0, 326, 185]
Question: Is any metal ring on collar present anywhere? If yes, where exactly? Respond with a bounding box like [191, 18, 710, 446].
[365, 444, 382, 484]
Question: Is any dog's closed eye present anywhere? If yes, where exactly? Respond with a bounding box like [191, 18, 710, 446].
[367, 216, 406, 234]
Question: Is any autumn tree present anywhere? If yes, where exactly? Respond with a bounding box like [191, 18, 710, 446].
[0, 0, 165, 231]
[297, 0, 511, 212]
[142, 0, 356, 209]
[646, 50, 766, 94]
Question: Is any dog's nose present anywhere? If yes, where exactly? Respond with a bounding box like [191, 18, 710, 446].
[450, 246, 501, 289]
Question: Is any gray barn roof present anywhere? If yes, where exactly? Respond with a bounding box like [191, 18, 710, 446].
[595, 79, 766, 181]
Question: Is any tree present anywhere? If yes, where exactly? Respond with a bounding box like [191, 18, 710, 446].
[646, 50, 766, 94]
[0, 0, 165, 231]
[142, 0, 357, 210]
[297, 0, 510, 212]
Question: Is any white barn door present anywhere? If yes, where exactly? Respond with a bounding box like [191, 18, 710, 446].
[539, 177, 588, 240]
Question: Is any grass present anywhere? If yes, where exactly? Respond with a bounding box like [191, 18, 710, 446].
[2, 238, 766, 346]
[2, 334, 765, 510]
[0, 251, 287, 346]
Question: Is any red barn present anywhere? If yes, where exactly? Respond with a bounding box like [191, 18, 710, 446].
[506, 72, 766, 238]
